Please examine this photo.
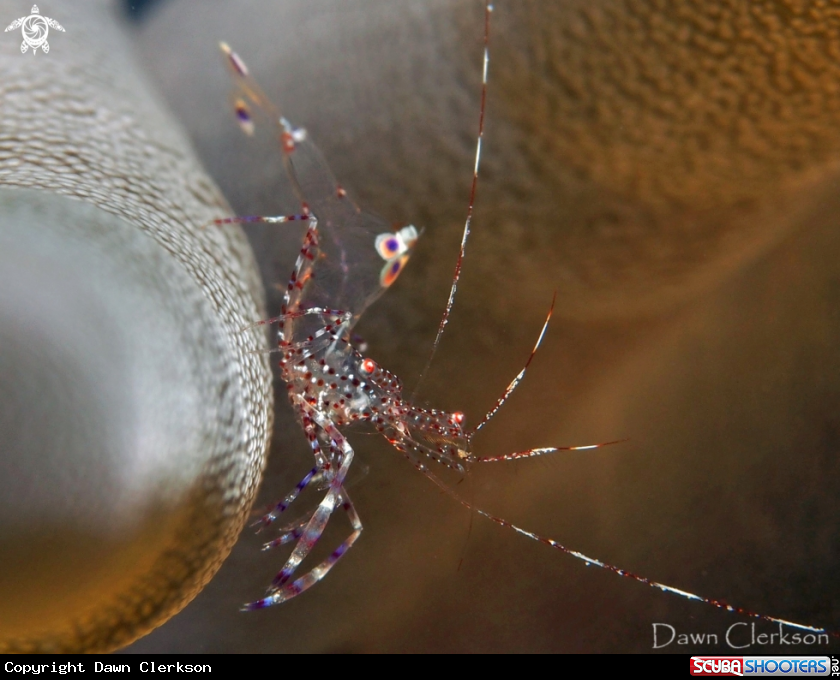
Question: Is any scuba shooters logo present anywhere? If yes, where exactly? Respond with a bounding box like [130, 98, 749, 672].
[689, 656, 833, 676]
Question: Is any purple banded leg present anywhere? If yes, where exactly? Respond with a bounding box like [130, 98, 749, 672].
[253, 404, 329, 527]
[262, 501, 337, 551]
[244, 487, 363, 609]
[254, 407, 355, 597]
[269, 443, 353, 588]
[262, 520, 307, 551]
[256, 466, 318, 528]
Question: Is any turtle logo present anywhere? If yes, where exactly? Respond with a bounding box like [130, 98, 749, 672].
[5, 5, 64, 54]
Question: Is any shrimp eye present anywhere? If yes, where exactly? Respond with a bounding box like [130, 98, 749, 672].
[386, 238, 399, 255]
[452, 412, 465, 425]
[379, 255, 409, 288]
[375, 232, 406, 260]
[361, 358, 377, 375]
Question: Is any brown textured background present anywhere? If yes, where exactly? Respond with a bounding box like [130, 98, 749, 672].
[122, 0, 840, 652]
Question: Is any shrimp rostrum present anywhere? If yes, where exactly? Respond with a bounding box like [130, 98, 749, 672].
[216, 9, 836, 638]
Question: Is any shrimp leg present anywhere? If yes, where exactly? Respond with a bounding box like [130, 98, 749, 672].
[255, 466, 319, 528]
[247, 402, 357, 602]
[245, 487, 362, 608]
[209, 213, 312, 228]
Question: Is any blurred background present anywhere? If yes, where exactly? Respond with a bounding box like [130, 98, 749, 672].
[103, 0, 840, 652]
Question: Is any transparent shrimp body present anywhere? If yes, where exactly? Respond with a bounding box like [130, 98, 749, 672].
[219, 43, 470, 607]
[281, 340, 470, 471]
[217, 16, 837, 637]
[267, 98, 472, 474]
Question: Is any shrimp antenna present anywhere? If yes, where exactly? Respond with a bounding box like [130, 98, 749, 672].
[466, 291, 628, 456]
[404, 454, 839, 640]
[413, 1, 493, 399]
[471, 292, 556, 434]
[219, 42, 356, 215]
[470, 439, 627, 463]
